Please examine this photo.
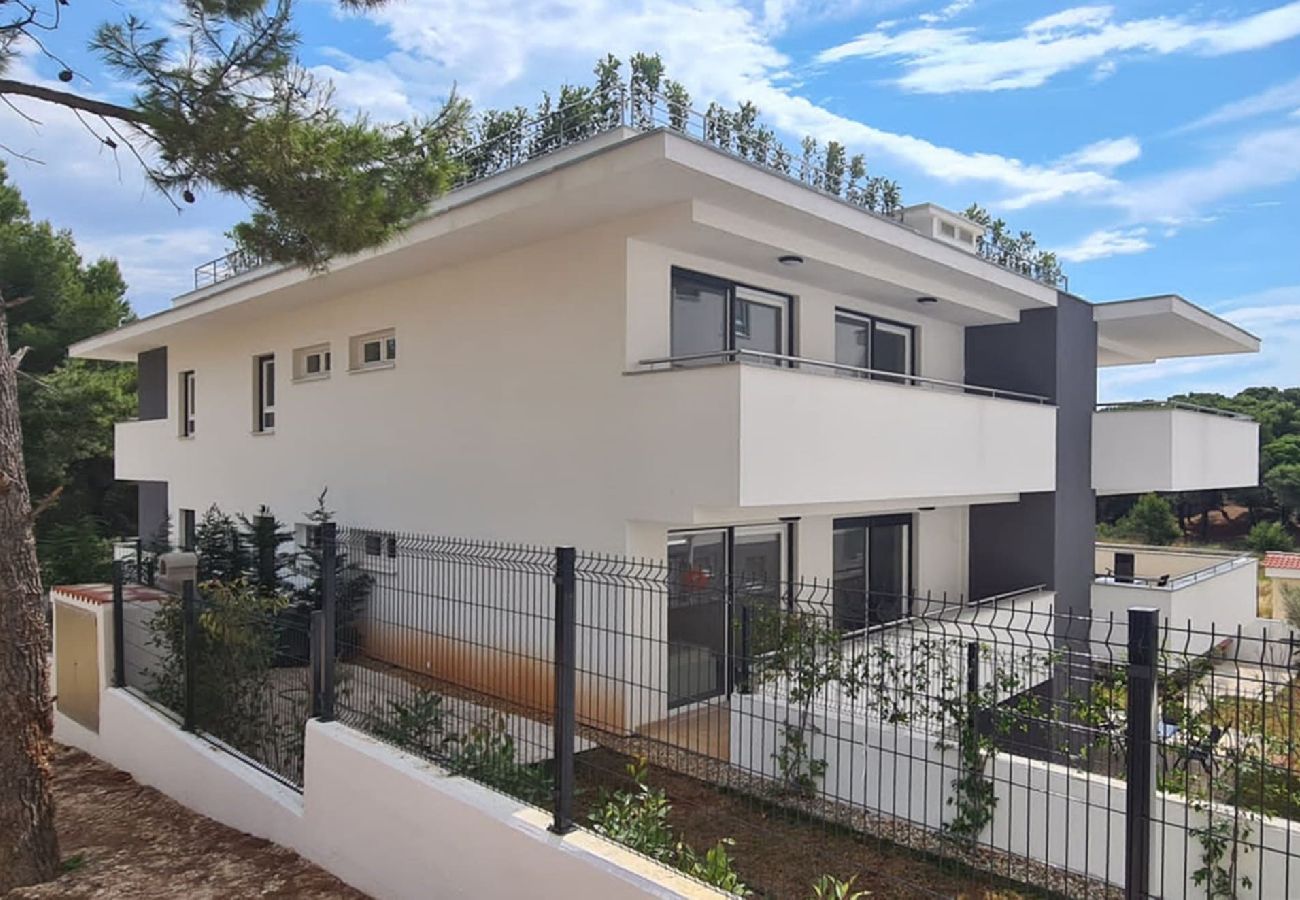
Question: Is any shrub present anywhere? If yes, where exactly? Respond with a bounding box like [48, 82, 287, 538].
[1245, 520, 1293, 553]
[1112, 493, 1182, 545]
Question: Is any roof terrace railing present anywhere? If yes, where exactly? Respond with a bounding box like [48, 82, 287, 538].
[634, 347, 1055, 404]
[193, 83, 1068, 291]
[1096, 400, 1254, 421]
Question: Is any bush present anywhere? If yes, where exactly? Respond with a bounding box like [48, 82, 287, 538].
[1112, 493, 1182, 545]
[1246, 520, 1293, 553]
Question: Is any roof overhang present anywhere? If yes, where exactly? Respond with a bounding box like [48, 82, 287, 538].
[71, 128, 1059, 363]
[1093, 294, 1260, 367]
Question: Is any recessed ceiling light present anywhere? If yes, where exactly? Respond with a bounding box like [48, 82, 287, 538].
[917, 296, 939, 304]
[778, 254, 804, 266]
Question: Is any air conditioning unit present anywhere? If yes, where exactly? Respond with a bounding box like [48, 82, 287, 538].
[156, 551, 199, 594]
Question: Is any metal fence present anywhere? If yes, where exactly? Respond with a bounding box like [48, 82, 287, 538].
[111, 522, 1300, 897]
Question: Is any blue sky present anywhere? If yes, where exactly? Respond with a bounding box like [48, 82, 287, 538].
[4, 0, 1300, 400]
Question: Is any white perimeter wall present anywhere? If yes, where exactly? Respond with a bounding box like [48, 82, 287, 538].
[55, 689, 720, 900]
[731, 693, 1300, 897]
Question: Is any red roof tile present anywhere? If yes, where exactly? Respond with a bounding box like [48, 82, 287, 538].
[53, 583, 172, 605]
[1264, 552, 1300, 571]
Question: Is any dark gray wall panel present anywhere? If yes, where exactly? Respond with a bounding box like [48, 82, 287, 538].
[1052, 293, 1097, 618]
[969, 493, 1055, 600]
[137, 481, 169, 550]
[137, 347, 168, 421]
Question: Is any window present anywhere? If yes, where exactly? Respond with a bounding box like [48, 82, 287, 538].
[834, 310, 915, 382]
[833, 515, 912, 632]
[666, 522, 792, 707]
[179, 370, 196, 437]
[670, 268, 792, 365]
[293, 344, 332, 381]
[940, 221, 957, 239]
[363, 532, 397, 559]
[350, 329, 397, 371]
[255, 353, 276, 432]
[179, 508, 196, 551]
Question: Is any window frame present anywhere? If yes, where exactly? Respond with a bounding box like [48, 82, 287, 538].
[831, 513, 915, 634]
[349, 328, 397, 372]
[833, 308, 918, 380]
[670, 267, 795, 364]
[254, 353, 276, 433]
[293, 343, 333, 382]
[179, 508, 196, 551]
[179, 370, 196, 437]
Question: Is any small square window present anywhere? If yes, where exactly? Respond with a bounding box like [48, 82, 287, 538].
[363, 533, 397, 558]
[293, 343, 332, 381]
[350, 329, 397, 371]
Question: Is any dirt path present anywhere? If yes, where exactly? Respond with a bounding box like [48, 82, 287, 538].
[4, 745, 365, 899]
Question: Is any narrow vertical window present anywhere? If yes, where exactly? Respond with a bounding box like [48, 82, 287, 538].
[255, 354, 276, 431]
[179, 508, 196, 551]
[180, 370, 196, 436]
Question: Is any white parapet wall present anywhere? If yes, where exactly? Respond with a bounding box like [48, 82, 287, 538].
[55, 691, 722, 900]
[731, 691, 1300, 897]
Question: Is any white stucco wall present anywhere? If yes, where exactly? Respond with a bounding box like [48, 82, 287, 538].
[55, 690, 722, 900]
[1091, 557, 1259, 649]
[1093, 409, 1259, 495]
[115, 214, 1052, 566]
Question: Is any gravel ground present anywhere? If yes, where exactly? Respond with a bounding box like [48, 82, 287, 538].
[3, 745, 365, 900]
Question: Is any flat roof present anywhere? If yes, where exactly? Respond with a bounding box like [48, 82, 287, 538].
[1094, 294, 1260, 367]
[71, 129, 1059, 362]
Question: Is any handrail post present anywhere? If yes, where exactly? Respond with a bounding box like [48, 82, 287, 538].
[1125, 607, 1159, 900]
[551, 546, 577, 835]
[111, 560, 126, 688]
[320, 522, 338, 723]
[182, 579, 198, 732]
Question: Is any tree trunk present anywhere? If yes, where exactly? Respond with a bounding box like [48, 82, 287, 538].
[0, 303, 60, 890]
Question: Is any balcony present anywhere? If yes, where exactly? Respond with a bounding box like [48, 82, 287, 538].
[1092, 401, 1258, 495]
[624, 351, 1057, 518]
[114, 418, 175, 482]
[1092, 543, 1258, 644]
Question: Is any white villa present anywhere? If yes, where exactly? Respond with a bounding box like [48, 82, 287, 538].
[72, 121, 1263, 712]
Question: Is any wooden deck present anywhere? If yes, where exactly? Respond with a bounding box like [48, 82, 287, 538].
[639, 701, 730, 761]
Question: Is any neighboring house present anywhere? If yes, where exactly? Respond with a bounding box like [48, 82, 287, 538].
[1264, 551, 1300, 583]
[71, 123, 1262, 710]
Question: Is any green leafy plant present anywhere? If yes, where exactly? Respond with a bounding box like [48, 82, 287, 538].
[588, 759, 747, 894]
[368, 689, 455, 760]
[810, 873, 869, 899]
[447, 716, 551, 806]
[1111, 492, 1183, 545]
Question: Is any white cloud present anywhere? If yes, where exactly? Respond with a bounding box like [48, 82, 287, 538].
[325, 0, 1126, 207]
[1061, 136, 1140, 169]
[1112, 126, 1300, 221]
[919, 0, 973, 25]
[816, 2, 1300, 93]
[1098, 287, 1300, 400]
[1175, 75, 1300, 133]
[1055, 227, 1151, 263]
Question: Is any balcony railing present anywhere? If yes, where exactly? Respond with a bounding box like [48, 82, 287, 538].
[634, 348, 1054, 404]
[1096, 400, 1253, 421]
[192, 82, 1069, 291]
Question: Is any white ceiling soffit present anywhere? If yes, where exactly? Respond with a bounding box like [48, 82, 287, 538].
[1093, 294, 1260, 367]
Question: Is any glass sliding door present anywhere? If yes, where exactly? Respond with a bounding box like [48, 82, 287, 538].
[871, 320, 913, 383]
[667, 524, 789, 707]
[832, 515, 912, 632]
[833, 309, 915, 381]
[671, 272, 729, 364]
[670, 268, 792, 365]
[667, 530, 728, 707]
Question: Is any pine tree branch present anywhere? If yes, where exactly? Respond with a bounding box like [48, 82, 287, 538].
[29, 486, 63, 522]
[0, 79, 147, 125]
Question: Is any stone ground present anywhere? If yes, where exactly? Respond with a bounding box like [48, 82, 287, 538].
[3, 745, 363, 900]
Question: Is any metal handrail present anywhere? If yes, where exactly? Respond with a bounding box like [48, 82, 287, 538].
[192, 81, 1068, 291]
[635, 348, 1054, 404]
[1095, 554, 1253, 591]
[1096, 400, 1253, 421]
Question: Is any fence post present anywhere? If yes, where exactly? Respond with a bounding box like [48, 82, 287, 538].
[111, 560, 126, 689]
[319, 522, 337, 722]
[1125, 607, 1159, 900]
[182, 579, 197, 732]
[309, 609, 325, 719]
[966, 640, 980, 729]
[551, 546, 576, 835]
[255, 514, 275, 590]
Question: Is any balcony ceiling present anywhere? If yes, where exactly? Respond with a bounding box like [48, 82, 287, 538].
[72, 129, 1057, 361]
[1094, 294, 1260, 367]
